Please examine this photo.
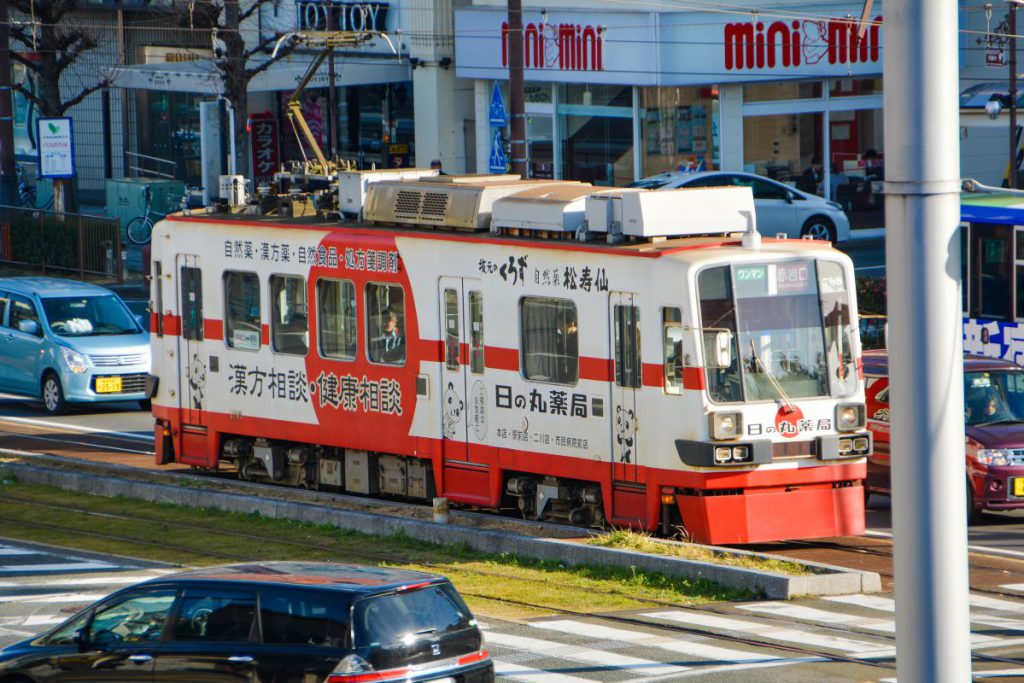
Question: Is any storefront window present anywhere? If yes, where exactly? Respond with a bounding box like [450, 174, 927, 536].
[745, 81, 822, 102]
[830, 78, 882, 98]
[138, 91, 213, 184]
[558, 84, 633, 185]
[742, 112, 822, 184]
[828, 108, 884, 228]
[640, 86, 718, 176]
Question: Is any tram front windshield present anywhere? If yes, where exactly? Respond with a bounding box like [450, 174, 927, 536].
[698, 260, 857, 403]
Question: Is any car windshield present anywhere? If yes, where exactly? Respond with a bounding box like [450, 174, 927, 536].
[628, 178, 673, 189]
[965, 371, 1024, 425]
[42, 295, 140, 336]
[698, 260, 857, 403]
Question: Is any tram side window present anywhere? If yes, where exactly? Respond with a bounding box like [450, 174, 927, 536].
[181, 266, 203, 341]
[663, 307, 683, 395]
[154, 261, 163, 337]
[224, 271, 261, 350]
[318, 279, 357, 360]
[271, 275, 308, 355]
[968, 223, 1013, 321]
[367, 283, 405, 365]
[520, 297, 578, 385]
[469, 291, 485, 374]
[444, 288, 460, 370]
[613, 303, 641, 388]
[698, 267, 741, 403]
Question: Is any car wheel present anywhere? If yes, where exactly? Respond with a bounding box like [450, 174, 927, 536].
[966, 479, 983, 526]
[801, 216, 837, 242]
[42, 372, 67, 415]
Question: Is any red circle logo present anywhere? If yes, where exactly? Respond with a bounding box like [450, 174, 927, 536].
[775, 405, 804, 439]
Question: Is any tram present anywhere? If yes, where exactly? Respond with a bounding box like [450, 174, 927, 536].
[147, 173, 870, 544]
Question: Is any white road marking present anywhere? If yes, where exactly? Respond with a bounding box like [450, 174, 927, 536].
[866, 530, 1024, 560]
[0, 562, 117, 574]
[738, 602, 895, 634]
[485, 631, 691, 677]
[974, 668, 1024, 678]
[0, 592, 107, 603]
[493, 661, 597, 682]
[0, 548, 37, 556]
[827, 593, 1024, 616]
[0, 415, 152, 442]
[20, 615, 64, 626]
[529, 619, 783, 664]
[1001, 583, 1024, 593]
[643, 611, 893, 656]
[16, 572, 172, 587]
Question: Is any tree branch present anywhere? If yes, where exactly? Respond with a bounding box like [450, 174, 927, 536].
[12, 83, 45, 112]
[57, 79, 109, 115]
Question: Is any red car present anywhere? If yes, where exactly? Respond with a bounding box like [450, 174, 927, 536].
[864, 350, 1024, 523]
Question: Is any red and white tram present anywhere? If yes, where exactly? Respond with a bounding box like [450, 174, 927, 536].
[148, 174, 870, 544]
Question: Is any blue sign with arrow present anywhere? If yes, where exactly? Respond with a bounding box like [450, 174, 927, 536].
[488, 83, 508, 127]
[488, 128, 507, 174]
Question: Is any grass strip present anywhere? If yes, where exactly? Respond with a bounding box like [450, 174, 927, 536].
[588, 529, 812, 576]
[0, 476, 752, 618]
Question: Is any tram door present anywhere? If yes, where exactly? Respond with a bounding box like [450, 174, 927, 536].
[609, 292, 641, 482]
[439, 277, 484, 461]
[176, 255, 205, 427]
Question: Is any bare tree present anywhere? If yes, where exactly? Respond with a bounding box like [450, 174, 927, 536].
[175, 0, 296, 178]
[9, 0, 110, 212]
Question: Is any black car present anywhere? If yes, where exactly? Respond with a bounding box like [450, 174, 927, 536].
[0, 562, 494, 683]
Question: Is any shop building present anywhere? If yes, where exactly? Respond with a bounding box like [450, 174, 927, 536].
[455, 1, 888, 225]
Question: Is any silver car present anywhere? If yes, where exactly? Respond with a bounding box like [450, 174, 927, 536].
[629, 170, 851, 242]
[0, 277, 150, 414]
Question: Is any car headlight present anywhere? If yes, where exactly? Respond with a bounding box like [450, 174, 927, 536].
[60, 346, 88, 374]
[710, 411, 742, 440]
[976, 448, 1012, 466]
[836, 403, 866, 432]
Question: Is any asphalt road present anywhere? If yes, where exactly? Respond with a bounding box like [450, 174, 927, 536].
[1, 540, 1023, 681]
[838, 233, 886, 276]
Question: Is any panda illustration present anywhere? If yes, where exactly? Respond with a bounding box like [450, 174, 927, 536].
[615, 405, 636, 463]
[442, 381, 464, 439]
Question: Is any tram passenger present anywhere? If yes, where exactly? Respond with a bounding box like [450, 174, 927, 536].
[380, 307, 405, 363]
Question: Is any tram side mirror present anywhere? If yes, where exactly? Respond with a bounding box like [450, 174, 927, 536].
[707, 331, 734, 369]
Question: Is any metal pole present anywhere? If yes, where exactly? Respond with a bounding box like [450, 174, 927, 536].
[0, 0, 17, 205]
[327, 1, 338, 158]
[1011, 1, 1018, 188]
[507, 0, 526, 176]
[885, 0, 972, 680]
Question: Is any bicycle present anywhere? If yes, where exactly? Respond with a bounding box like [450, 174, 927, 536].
[126, 184, 202, 245]
[16, 164, 52, 210]
[125, 185, 155, 245]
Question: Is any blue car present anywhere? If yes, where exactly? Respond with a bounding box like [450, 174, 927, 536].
[0, 277, 150, 414]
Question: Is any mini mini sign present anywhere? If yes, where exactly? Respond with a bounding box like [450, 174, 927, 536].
[37, 117, 75, 178]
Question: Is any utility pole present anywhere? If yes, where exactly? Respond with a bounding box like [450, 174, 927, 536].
[0, 0, 17, 205]
[327, 0, 338, 158]
[1011, 1, 1019, 188]
[885, 0, 972, 679]
[507, 0, 526, 176]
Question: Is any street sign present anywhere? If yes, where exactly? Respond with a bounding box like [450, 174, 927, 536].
[488, 82, 507, 127]
[488, 128, 507, 174]
[37, 117, 75, 179]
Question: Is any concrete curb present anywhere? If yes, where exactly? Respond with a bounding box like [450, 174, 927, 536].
[0, 462, 881, 600]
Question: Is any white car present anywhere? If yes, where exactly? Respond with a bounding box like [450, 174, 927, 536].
[629, 171, 851, 242]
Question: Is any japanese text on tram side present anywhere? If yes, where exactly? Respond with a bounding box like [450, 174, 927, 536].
[228, 364, 309, 402]
[495, 384, 591, 418]
[222, 240, 400, 273]
[310, 371, 403, 415]
[478, 255, 610, 292]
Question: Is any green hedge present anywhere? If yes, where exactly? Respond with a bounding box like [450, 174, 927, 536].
[8, 215, 80, 269]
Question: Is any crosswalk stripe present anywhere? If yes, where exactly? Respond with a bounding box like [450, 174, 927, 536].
[529, 619, 781, 664]
[824, 594, 896, 612]
[14, 573, 171, 587]
[20, 615, 64, 626]
[968, 594, 1024, 614]
[0, 592, 106, 604]
[738, 602, 896, 634]
[485, 631, 691, 677]
[0, 562, 117, 574]
[0, 549, 38, 556]
[1000, 583, 1024, 593]
[644, 611, 893, 656]
[494, 661, 598, 682]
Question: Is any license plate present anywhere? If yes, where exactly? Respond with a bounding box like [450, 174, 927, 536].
[95, 376, 122, 394]
[1014, 478, 1024, 498]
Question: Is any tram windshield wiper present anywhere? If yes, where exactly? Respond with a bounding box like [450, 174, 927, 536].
[746, 340, 795, 412]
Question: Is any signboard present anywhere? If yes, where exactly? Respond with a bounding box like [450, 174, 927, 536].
[488, 129, 507, 174]
[455, 4, 883, 86]
[294, 0, 389, 32]
[37, 117, 75, 179]
[488, 82, 507, 127]
[248, 113, 280, 185]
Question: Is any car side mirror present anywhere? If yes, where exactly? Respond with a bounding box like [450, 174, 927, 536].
[785, 191, 795, 204]
[73, 628, 89, 652]
[17, 319, 39, 336]
[708, 331, 733, 369]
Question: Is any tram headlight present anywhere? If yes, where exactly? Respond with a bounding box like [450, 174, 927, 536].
[59, 346, 88, 374]
[710, 411, 743, 440]
[836, 403, 866, 432]
[714, 447, 732, 464]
